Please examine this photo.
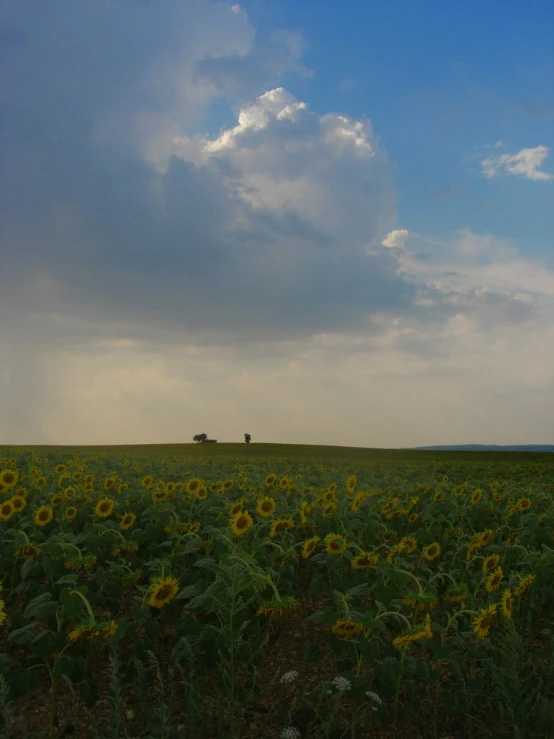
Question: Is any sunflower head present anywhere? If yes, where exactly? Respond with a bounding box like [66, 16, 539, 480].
[34, 506, 54, 527]
[0, 500, 15, 521]
[482, 554, 501, 574]
[501, 588, 513, 619]
[324, 533, 347, 555]
[351, 551, 379, 569]
[269, 517, 295, 537]
[230, 510, 254, 537]
[120, 512, 136, 530]
[256, 496, 277, 517]
[301, 536, 320, 559]
[332, 618, 363, 638]
[423, 542, 441, 561]
[95, 498, 115, 518]
[256, 595, 298, 618]
[472, 603, 497, 639]
[485, 566, 503, 593]
[147, 576, 180, 609]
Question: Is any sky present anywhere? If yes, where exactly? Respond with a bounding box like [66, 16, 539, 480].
[1, 0, 553, 448]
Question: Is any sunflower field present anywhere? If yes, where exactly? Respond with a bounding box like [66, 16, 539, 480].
[0, 444, 553, 739]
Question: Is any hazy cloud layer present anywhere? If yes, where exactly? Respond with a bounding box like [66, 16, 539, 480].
[1, 1, 553, 445]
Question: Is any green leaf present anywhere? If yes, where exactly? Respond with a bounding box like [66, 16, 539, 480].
[305, 643, 324, 662]
[346, 583, 372, 597]
[176, 584, 198, 600]
[7, 623, 38, 645]
[308, 574, 329, 595]
[79, 678, 98, 708]
[21, 560, 41, 582]
[23, 592, 53, 619]
[56, 574, 79, 586]
[193, 558, 217, 570]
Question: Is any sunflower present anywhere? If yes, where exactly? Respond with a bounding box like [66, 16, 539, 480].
[0, 469, 18, 488]
[402, 591, 438, 611]
[479, 529, 494, 546]
[408, 512, 418, 524]
[485, 566, 503, 593]
[0, 607, 7, 628]
[470, 489, 482, 505]
[63, 486, 77, 499]
[54, 464, 66, 474]
[223, 479, 234, 490]
[516, 497, 531, 512]
[64, 506, 78, 523]
[399, 536, 418, 554]
[301, 536, 320, 559]
[482, 554, 501, 574]
[351, 551, 379, 569]
[195, 486, 208, 501]
[346, 475, 357, 494]
[10, 495, 26, 513]
[279, 477, 290, 489]
[0, 500, 15, 521]
[256, 595, 298, 617]
[228, 502, 244, 517]
[68, 623, 99, 641]
[15, 544, 41, 559]
[230, 511, 254, 537]
[95, 620, 118, 640]
[444, 582, 468, 603]
[34, 506, 54, 526]
[500, 588, 513, 619]
[328, 482, 337, 494]
[472, 603, 497, 639]
[422, 542, 441, 561]
[269, 517, 295, 537]
[514, 574, 535, 598]
[95, 498, 115, 518]
[264, 474, 277, 487]
[332, 618, 363, 638]
[147, 576, 179, 608]
[351, 492, 368, 512]
[152, 489, 169, 503]
[142, 475, 153, 488]
[323, 502, 337, 517]
[186, 478, 203, 495]
[324, 533, 348, 555]
[381, 500, 396, 515]
[120, 512, 136, 530]
[392, 614, 432, 649]
[256, 496, 277, 517]
[434, 490, 444, 502]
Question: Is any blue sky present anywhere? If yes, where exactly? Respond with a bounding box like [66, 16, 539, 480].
[1, 0, 553, 446]
[247, 0, 554, 256]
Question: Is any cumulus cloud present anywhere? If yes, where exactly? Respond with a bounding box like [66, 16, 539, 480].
[481, 144, 553, 181]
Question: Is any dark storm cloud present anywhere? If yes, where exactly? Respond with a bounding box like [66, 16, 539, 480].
[0, 0, 419, 348]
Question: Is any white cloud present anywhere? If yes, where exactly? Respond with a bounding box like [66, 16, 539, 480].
[382, 229, 409, 250]
[481, 144, 553, 180]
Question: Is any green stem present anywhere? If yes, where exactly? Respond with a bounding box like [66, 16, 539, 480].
[70, 590, 96, 625]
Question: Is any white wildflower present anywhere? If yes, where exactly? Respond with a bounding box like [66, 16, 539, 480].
[280, 727, 301, 739]
[332, 676, 351, 692]
[280, 670, 300, 685]
[365, 690, 382, 710]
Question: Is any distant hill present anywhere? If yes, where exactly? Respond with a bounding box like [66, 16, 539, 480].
[409, 445, 554, 452]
